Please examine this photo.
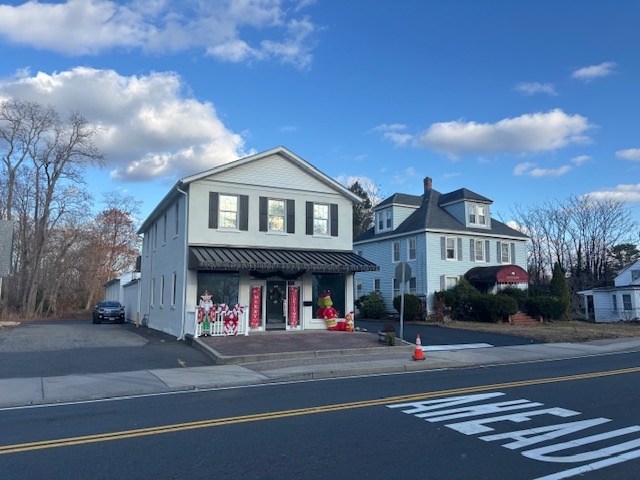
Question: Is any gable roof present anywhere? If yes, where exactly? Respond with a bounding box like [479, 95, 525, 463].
[355, 187, 528, 242]
[139, 146, 361, 234]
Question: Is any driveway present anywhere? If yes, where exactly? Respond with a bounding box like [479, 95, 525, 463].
[0, 320, 215, 379]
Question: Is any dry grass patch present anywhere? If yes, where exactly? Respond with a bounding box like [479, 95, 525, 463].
[437, 320, 640, 343]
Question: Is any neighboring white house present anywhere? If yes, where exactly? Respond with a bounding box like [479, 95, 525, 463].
[136, 147, 378, 339]
[353, 177, 530, 315]
[578, 259, 640, 322]
[103, 272, 141, 323]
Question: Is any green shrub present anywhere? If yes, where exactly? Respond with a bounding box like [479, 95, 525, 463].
[525, 296, 566, 321]
[356, 291, 386, 319]
[498, 287, 528, 310]
[472, 294, 518, 323]
[393, 294, 421, 320]
[449, 278, 481, 321]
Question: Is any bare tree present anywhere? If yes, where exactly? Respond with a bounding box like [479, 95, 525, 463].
[0, 99, 105, 317]
[510, 194, 638, 312]
[0, 99, 57, 221]
[81, 194, 141, 309]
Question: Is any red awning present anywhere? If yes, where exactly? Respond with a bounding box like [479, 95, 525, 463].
[465, 265, 529, 284]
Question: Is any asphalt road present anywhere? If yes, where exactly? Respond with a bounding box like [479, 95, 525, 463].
[2, 350, 639, 479]
[0, 320, 215, 379]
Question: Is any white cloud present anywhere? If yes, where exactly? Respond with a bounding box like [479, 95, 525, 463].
[616, 148, 640, 161]
[372, 123, 413, 146]
[571, 61, 616, 82]
[571, 155, 591, 165]
[514, 82, 557, 96]
[0, 67, 246, 182]
[414, 109, 593, 157]
[513, 162, 537, 176]
[513, 162, 572, 178]
[0, 0, 317, 69]
[587, 184, 640, 203]
[280, 125, 298, 133]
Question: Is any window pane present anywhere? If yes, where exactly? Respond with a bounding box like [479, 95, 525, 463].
[478, 206, 486, 224]
[501, 243, 510, 262]
[197, 272, 239, 306]
[409, 238, 416, 259]
[446, 238, 455, 259]
[268, 199, 285, 232]
[313, 274, 345, 318]
[475, 240, 484, 261]
[219, 194, 238, 229]
[314, 204, 329, 235]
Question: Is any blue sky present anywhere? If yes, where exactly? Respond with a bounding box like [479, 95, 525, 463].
[1, 0, 639, 227]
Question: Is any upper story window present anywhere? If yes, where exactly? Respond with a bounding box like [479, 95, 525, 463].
[446, 237, 457, 260]
[163, 214, 167, 244]
[305, 202, 338, 237]
[377, 209, 392, 232]
[632, 269, 640, 282]
[474, 239, 485, 261]
[268, 199, 286, 232]
[313, 203, 329, 235]
[174, 203, 179, 236]
[219, 194, 239, 229]
[408, 237, 417, 260]
[468, 204, 487, 226]
[154, 222, 158, 249]
[210, 192, 248, 231]
[501, 242, 511, 263]
[393, 241, 400, 262]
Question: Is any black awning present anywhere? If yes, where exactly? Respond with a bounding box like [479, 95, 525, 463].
[189, 246, 379, 273]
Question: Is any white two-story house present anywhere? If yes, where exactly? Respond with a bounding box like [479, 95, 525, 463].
[578, 259, 640, 322]
[353, 177, 530, 315]
[137, 147, 378, 339]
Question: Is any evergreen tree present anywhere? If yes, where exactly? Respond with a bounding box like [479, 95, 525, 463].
[550, 262, 571, 320]
[349, 181, 373, 238]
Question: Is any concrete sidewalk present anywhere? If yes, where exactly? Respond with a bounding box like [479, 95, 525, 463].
[2, 336, 640, 408]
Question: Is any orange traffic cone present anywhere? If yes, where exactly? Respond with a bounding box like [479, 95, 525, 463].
[412, 334, 425, 361]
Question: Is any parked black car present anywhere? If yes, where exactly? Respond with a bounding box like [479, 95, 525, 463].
[93, 301, 126, 324]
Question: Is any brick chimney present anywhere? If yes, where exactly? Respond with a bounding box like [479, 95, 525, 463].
[423, 177, 432, 194]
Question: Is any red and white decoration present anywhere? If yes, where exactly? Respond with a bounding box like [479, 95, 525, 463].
[288, 285, 299, 329]
[250, 286, 262, 329]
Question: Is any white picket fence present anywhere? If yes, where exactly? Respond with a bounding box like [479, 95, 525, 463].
[194, 306, 250, 337]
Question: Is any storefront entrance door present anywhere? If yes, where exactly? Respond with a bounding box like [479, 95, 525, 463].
[266, 280, 286, 330]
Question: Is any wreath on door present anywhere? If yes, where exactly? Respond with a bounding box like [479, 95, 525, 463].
[269, 285, 284, 304]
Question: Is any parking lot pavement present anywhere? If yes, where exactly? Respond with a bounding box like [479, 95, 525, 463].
[0, 320, 215, 379]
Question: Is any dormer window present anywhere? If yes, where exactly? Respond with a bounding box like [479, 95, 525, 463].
[468, 204, 487, 226]
[377, 209, 393, 232]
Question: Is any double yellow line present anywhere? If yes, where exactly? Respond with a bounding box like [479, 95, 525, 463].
[3, 366, 640, 455]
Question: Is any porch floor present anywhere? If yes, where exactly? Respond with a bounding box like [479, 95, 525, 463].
[196, 330, 412, 364]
